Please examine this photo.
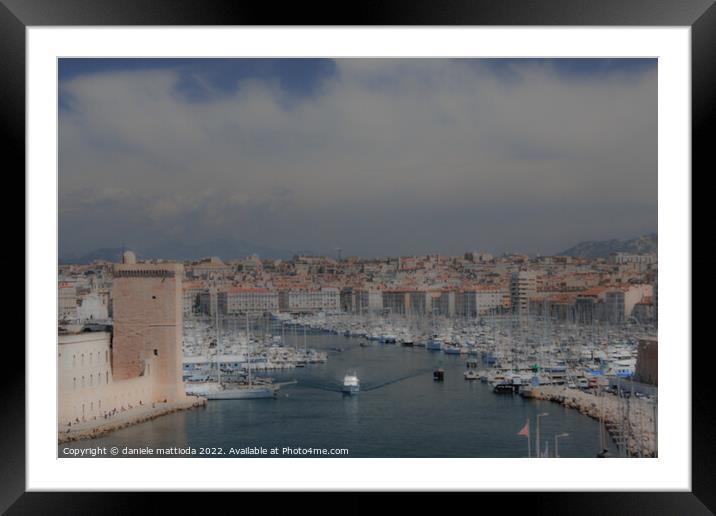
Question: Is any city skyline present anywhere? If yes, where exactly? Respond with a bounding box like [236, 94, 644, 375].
[59, 58, 657, 259]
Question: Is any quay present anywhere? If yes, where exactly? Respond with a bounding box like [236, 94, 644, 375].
[58, 396, 206, 444]
[523, 385, 657, 457]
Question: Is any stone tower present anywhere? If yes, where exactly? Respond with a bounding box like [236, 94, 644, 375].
[111, 251, 186, 403]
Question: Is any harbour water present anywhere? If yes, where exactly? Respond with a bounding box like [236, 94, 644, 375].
[60, 332, 616, 457]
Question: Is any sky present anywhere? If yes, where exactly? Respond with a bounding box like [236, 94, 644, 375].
[58, 58, 657, 259]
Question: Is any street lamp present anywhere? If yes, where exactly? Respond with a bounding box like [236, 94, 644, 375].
[554, 432, 569, 458]
[536, 412, 549, 458]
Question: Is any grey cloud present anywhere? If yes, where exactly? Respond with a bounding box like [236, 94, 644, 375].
[59, 59, 656, 258]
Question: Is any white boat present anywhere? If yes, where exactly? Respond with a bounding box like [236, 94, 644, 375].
[342, 372, 360, 394]
[186, 381, 277, 399]
[464, 370, 479, 381]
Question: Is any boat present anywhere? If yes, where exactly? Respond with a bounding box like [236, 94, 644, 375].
[493, 383, 516, 394]
[342, 372, 360, 394]
[186, 381, 277, 399]
[464, 370, 479, 380]
[426, 337, 443, 351]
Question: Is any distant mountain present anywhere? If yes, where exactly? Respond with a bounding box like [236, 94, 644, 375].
[558, 233, 657, 259]
[61, 239, 314, 264]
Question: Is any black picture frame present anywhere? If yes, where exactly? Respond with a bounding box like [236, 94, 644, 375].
[4, 0, 708, 513]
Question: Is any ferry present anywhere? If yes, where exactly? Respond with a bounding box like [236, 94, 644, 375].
[342, 372, 360, 394]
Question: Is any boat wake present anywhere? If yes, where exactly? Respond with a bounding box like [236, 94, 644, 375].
[297, 368, 433, 393]
[362, 368, 434, 392]
[296, 380, 345, 393]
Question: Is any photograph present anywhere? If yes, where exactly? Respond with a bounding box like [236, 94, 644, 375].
[56, 57, 659, 459]
[4, 1, 705, 507]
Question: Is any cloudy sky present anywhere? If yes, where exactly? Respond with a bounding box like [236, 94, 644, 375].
[59, 58, 657, 259]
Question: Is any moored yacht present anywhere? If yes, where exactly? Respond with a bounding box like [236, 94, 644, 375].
[186, 381, 278, 399]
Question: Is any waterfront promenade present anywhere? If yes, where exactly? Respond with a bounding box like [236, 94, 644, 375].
[58, 396, 206, 444]
[528, 385, 657, 457]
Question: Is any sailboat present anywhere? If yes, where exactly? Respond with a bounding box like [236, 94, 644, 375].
[185, 311, 278, 400]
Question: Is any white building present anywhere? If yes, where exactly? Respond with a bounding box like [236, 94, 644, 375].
[341, 288, 384, 314]
[457, 288, 505, 317]
[219, 287, 279, 314]
[279, 287, 340, 313]
[76, 292, 109, 322]
[604, 284, 654, 323]
[58, 329, 158, 426]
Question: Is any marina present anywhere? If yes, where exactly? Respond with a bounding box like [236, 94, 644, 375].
[61, 311, 656, 457]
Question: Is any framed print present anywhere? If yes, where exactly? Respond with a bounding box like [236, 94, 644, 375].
[4, 0, 710, 512]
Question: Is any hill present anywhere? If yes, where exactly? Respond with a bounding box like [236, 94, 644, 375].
[558, 233, 657, 259]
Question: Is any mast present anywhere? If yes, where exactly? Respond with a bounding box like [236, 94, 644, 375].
[245, 311, 252, 387]
[216, 297, 222, 386]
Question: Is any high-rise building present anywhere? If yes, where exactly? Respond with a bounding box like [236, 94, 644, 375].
[510, 271, 537, 316]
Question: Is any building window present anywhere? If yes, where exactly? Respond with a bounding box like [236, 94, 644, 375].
[73, 355, 76, 367]
[106, 372, 109, 384]
[105, 350, 108, 363]
[153, 349, 159, 356]
[73, 377, 76, 390]
[81, 354, 84, 366]
[81, 376, 85, 388]
[90, 375, 93, 386]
